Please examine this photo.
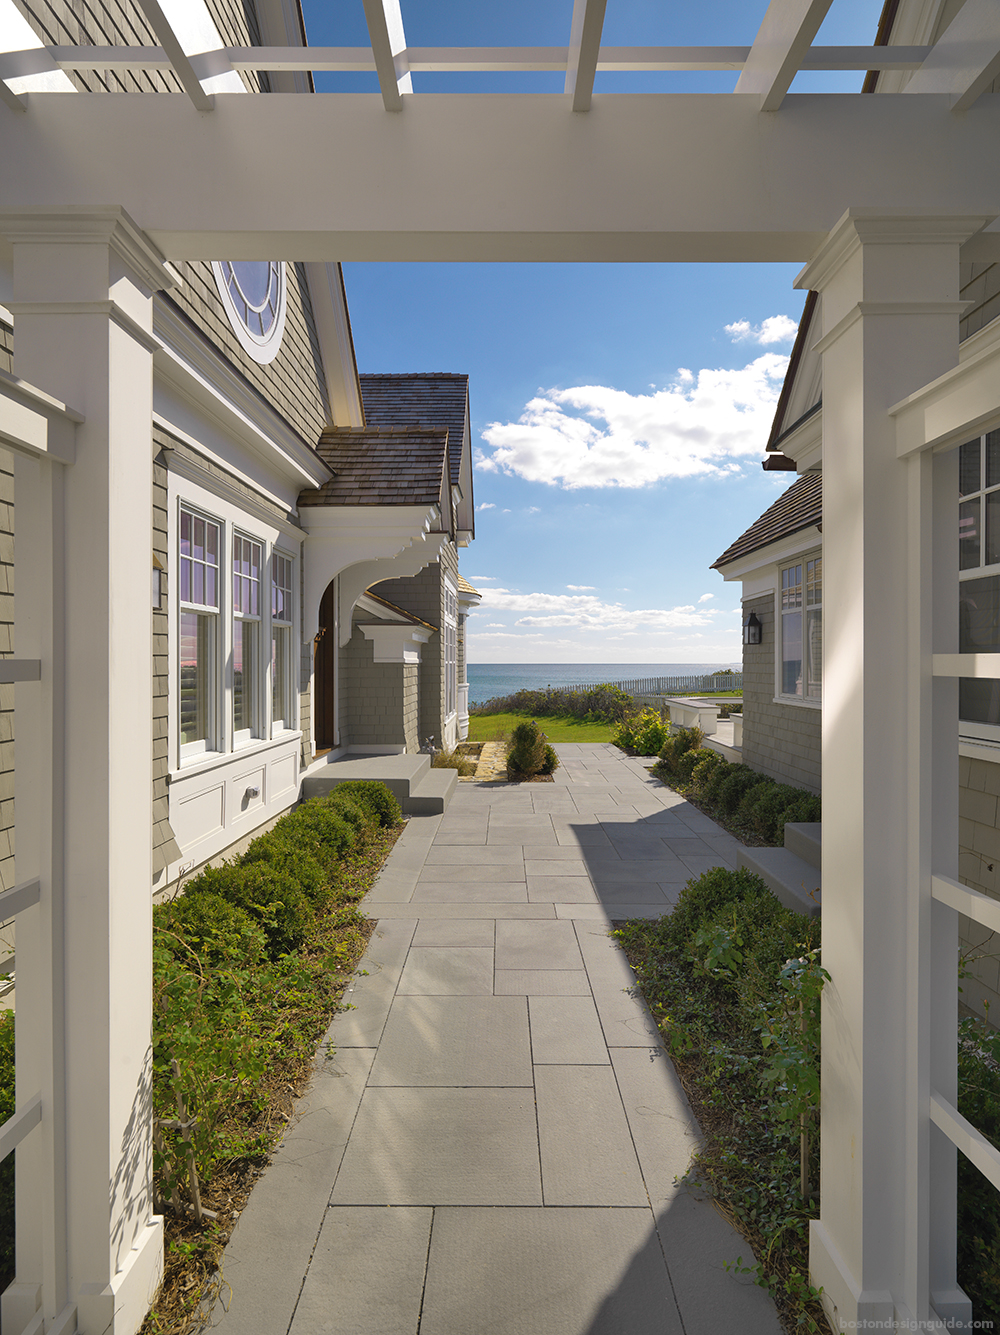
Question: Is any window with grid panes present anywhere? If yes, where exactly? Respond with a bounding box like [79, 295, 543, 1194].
[444, 583, 457, 717]
[780, 556, 822, 700]
[958, 431, 1000, 736]
[179, 506, 221, 756]
[271, 552, 293, 733]
[232, 533, 262, 744]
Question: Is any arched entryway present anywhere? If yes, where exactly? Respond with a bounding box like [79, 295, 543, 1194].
[314, 579, 338, 753]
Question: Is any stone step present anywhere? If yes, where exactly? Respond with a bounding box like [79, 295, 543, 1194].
[736, 846, 821, 919]
[784, 821, 821, 870]
[405, 766, 458, 815]
[301, 752, 432, 809]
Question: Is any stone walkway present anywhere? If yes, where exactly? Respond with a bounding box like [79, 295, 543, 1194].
[213, 744, 782, 1335]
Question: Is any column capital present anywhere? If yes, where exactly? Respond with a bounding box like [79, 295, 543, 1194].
[795, 209, 989, 294]
[0, 206, 180, 293]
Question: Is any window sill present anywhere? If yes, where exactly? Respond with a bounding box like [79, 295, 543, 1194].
[170, 731, 302, 782]
[771, 695, 822, 711]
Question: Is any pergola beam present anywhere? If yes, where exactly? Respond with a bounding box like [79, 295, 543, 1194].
[132, 0, 214, 110]
[565, 0, 608, 111]
[361, 0, 411, 111]
[0, 43, 936, 81]
[735, 0, 836, 110]
[903, 0, 1000, 112]
[2, 93, 999, 263]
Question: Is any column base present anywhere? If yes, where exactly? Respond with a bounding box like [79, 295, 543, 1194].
[809, 1220, 893, 1330]
[76, 1216, 163, 1335]
[1, 1281, 42, 1335]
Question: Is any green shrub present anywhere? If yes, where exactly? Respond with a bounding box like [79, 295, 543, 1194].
[700, 755, 733, 802]
[471, 682, 634, 723]
[507, 720, 560, 778]
[658, 864, 774, 955]
[689, 748, 725, 790]
[328, 780, 402, 829]
[323, 790, 374, 836]
[186, 861, 313, 959]
[747, 785, 816, 843]
[734, 779, 778, 826]
[612, 708, 669, 756]
[274, 802, 356, 872]
[0, 1010, 13, 1289]
[715, 765, 762, 816]
[957, 1015, 1000, 1315]
[240, 835, 331, 909]
[154, 892, 268, 966]
[656, 725, 705, 774]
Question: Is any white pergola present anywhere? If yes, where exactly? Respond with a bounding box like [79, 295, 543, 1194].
[2, 1, 1000, 1332]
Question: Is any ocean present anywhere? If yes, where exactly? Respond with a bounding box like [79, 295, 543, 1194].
[467, 662, 739, 705]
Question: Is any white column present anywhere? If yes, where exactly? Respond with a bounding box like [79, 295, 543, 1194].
[1, 209, 173, 1335]
[801, 212, 981, 1329]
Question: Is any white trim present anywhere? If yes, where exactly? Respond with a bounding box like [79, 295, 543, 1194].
[715, 526, 822, 582]
[159, 429, 305, 539]
[153, 295, 331, 489]
[771, 694, 822, 710]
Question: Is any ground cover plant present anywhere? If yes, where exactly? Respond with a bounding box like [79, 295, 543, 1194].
[431, 746, 477, 776]
[614, 866, 828, 1334]
[467, 711, 615, 743]
[141, 780, 402, 1334]
[470, 682, 635, 724]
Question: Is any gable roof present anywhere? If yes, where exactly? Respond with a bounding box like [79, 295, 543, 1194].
[300, 426, 449, 512]
[712, 471, 822, 570]
[457, 573, 480, 597]
[359, 373, 469, 488]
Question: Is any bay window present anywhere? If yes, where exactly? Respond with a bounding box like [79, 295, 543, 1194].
[271, 552, 294, 733]
[232, 533, 262, 744]
[179, 506, 220, 756]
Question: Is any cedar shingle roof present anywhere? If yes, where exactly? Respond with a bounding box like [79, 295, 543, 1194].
[299, 427, 448, 509]
[359, 590, 437, 630]
[457, 573, 480, 597]
[359, 373, 468, 488]
[712, 471, 822, 570]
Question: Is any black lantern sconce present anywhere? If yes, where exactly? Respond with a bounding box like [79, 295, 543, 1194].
[744, 611, 762, 645]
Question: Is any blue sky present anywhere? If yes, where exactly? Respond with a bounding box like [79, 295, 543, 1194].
[302, 1, 882, 663]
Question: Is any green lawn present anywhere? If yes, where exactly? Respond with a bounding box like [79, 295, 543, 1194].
[467, 712, 616, 743]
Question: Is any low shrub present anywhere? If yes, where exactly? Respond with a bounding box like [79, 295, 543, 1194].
[656, 725, 705, 775]
[507, 720, 560, 778]
[186, 861, 313, 959]
[431, 748, 477, 776]
[612, 707, 669, 756]
[328, 779, 402, 829]
[957, 1015, 1000, 1315]
[734, 778, 778, 826]
[715, 765, 761, 816]
[275, 802, 356, 872]
[154, 891, 268, 966]
[240, 836, 332, 909]
[689, 748, 725, 790]
[471, 682, 635, 724]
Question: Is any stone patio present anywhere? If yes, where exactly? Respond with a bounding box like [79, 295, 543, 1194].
[211, 743, 782, 1335]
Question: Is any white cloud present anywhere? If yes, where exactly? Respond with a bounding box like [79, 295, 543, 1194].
[698, 593, 714, 603]
[484, 622, 506, 628]
[567, 584, 595, 591]
[475, 501, 495, 511]
[725, 314, 798, 346]
[526, 506, 540, 514]
[475, 352, 787, 489]
[477, 586, 729, 632]
[469, 575, 498, 581]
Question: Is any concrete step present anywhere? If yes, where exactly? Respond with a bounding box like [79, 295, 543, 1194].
[736, 846, 821, 919]
[405, 766, 458, 815]
[783, 821, 821, 870]
[301, 752, 432, 809]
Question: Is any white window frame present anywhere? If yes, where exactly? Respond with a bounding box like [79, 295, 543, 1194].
[443, 580, 458, 719]
[232, 530, 264, 747]
[958, 430, 1000, 746]
[178, 503, 222, 761]
[777, 552, 822, 706]
[270, 549, 295, 735]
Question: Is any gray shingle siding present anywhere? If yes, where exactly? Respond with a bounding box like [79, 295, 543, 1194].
[152, 435, 181, 874]
[739, 592, 822, 795]
[0, 450, 14, 891]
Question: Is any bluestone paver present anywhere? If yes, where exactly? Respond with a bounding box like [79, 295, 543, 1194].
[213, 742, 782, 1335]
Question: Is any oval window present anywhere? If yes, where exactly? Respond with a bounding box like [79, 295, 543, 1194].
[211, 260, 287, 364]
